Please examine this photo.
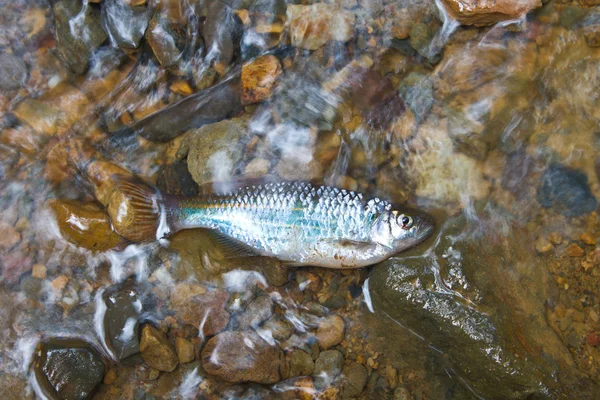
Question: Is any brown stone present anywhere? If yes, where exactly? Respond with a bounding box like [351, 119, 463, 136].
[170, 283, 207, 307]
[140, 325, 179, 372]
[171, 288, 230, 337]
[580, 233, 596, 246]
[201, 330, 283, 383]
[49, 200, 122, 251]
[441, 0, 542, 26]
[0, 222, 21, 250]
[315, 315, 345, 350]
[534, 238, 552, 254]
[548, 232, 563, 245]
[31, 264, 47, 279]
[241, 55, 282, 105]
[566, 243, 585, 257]
[170, 81, 193, 96]
[286, 3, 354, 50]
[12, 99, 61, 136]
[175, 337, 195, 364]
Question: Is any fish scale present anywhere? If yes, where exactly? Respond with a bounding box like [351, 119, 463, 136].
[175, 181, 388, 256]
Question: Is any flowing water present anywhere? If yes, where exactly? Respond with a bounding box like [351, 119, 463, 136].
[0, 0, 599, 399]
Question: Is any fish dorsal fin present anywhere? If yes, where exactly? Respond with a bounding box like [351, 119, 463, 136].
[206, 230, 262, 258]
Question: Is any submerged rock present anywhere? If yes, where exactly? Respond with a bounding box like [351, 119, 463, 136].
[441, 0, 542, 25]
[201, 330, 284, 383]
[312, 349, 343, 389]
[103, 280, 143, 361]
[186, 118, 248, 186]
[287, 349, 315, 377]
[369, 214, 600, 399]
[33, 339, 106, 400]
[341, 362, 368, 398]
[102, 0, 151, 49]
[241, 55, 283, 105]
[286, 3, 355, 50]
[146, 12, 184, 67]
[53, 0, 108, 74]
[0, 53, 27, 90]
[581, 9, 600, 48]
[537, 164, 597, 217]
[140, 325, 179, 372]
[49, 200, 122, 251]
[315, 315, 345, 350]
[233, 294, 274, 330]
[169, 285, 230, 336]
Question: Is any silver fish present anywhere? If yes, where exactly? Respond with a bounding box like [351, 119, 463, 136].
[109, 178, 434, 269]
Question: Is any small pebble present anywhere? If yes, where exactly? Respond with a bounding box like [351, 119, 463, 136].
[590, 310, 599, 323]
[535, 237, 553, 253]
[31, 264, 47, 279]
[103, 368, 117, 385]
[580, 232, 596, 245]
[587, 333, 600, 347]
[548, 232, 563, 244]
[566, 243, 585, 257]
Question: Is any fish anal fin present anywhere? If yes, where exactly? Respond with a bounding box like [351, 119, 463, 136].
[206, 230, 262, 259]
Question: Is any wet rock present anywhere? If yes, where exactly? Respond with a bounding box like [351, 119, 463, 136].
[49, 200, 123, 251]
[399, 73, 434, 124]
[0, 53, 27, 90]
[102, 0, 151, 49]
[369, 214, 600, 399]
[441, 0, 542, 25]
[201, 330, 284, 383]
[0, 221, 20, 250]
[187, 118, 248, 186]
[175, 337, 195, 364]
[11, 99, 61, 136]
[53, 0, 108, 74]
[20, 275, 42, 299]
[566, 243, 584, 257]
[537, 164, 597, 217]
[103, 280, 143, 361]
[286, 3, 354, 50]
[313, 349, 343, 389]
[535, 237, 553, 253]
[244, 158, 271, 178]
[262, 316, 295, 341]
[33, 339, 105, 400]
[140, 325, 178, 372]
[146, 13, 184, 66]
[156, 160, 198, 196]
[276, 158, 323, 181]
[287, 349, 315, 377]
[234, 295, 274, 330]
[32, 264, 47, 279]
[202, 0, 240, 67]
[341, 362, 368, 398]
[315, 315, 345, 350]
[241, 55, 283, 105]
[582, 9, 600, 47]
[170, 286, 230, 336]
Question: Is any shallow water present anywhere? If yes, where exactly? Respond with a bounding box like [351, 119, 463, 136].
[0, 0, 599, 399]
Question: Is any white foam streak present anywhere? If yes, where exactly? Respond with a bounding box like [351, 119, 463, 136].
[362, 278, 375, 313]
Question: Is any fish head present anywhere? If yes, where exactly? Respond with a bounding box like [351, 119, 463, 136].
[369, 208, 434, 253]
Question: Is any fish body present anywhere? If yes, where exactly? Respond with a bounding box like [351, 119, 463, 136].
[110, 179, 434, 269]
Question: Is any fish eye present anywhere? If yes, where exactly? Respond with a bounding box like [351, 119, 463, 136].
[401, 215, 413, 228]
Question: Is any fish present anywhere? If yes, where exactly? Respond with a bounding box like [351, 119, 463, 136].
[107, 177, 435, 269]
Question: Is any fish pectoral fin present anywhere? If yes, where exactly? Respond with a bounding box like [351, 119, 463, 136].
[206, 230, 262, 258]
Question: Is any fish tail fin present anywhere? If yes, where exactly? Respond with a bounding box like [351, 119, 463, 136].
[107, 176, 179, 243]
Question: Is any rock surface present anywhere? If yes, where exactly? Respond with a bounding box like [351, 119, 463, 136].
[442, 0, 542, 25]
[313, 349, 344, 389]
[186, 118, 248, 186]
[286, 3, 355, 50]
[49, 200, 122, 251]
[315, 315, 345, 350]
[103, 280, 143, 361]
[170, 286, 230, 336]
[201, 330, 284, 383]
[53, 0, 108, 74]
[241, 55, 283, 105]
[34, 339, 105, 400]
[140, 325, 179, 372]
[0, 53, 27, 90]
[537, 164, 597, 217]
